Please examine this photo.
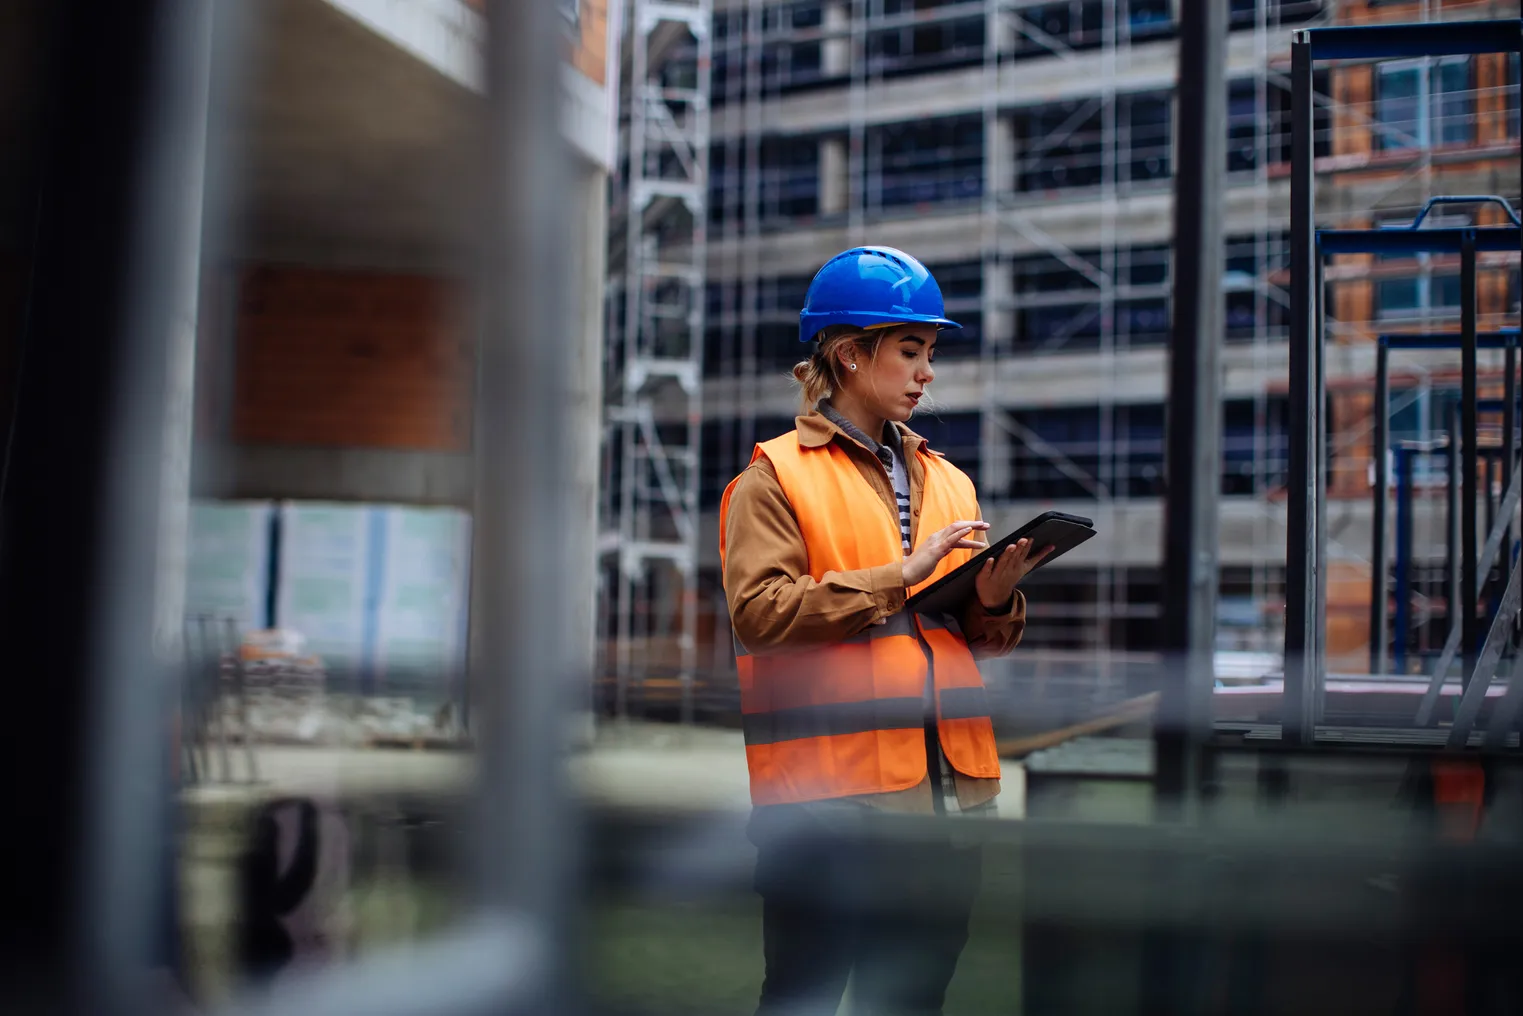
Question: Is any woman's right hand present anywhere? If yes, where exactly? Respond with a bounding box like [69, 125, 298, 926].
[902, 520, 991, 587]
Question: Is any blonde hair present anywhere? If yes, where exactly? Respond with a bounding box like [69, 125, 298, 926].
[791, 326, 881, 412]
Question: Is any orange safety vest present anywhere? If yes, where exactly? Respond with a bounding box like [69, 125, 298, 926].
[719, 430, 1001, 806]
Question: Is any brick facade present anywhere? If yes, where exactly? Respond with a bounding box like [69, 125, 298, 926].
[232, 267, 471, 452]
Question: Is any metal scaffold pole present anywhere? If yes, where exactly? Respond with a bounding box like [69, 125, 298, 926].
[606, 0, 713, 725]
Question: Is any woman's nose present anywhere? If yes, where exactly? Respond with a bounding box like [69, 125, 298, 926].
[917, 362, 934, 383]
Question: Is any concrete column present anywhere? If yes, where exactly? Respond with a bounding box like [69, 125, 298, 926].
[989, 10, 1017, 55]
[819, 135, 849, 216]
[985, 112, 1018, 198]
[983, 256, 1014, 353]
[565, 158, 608, 739]
[980, 260, 1013, 496]
[823, 0, 850, 77]
[974, 255, 1011, 499]
[981, 412, 1013, 500]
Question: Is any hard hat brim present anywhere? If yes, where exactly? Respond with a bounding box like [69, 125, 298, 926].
[799, 311, 963, 343]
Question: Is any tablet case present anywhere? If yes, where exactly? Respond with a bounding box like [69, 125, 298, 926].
[904, 510, 1097, 616]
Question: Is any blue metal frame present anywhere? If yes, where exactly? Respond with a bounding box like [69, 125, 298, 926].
[1304, 19, 1522, 60]
[1411, 196, 1522, 230]
[1393, 445, 1415, 675]
[1380, 331, 1520, 351]
[1361, 273, 1522, 676]
[1319, 226, 1521, 256]
[1288, 18, 1523, 745]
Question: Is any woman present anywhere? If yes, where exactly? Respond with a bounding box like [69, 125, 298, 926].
[720, 246, 1050, 1015]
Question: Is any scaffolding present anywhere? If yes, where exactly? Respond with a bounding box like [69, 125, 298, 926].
[608, 0, 1522, 719]
[699, 0, 1322, 658]
[604, 0, 714, 722]
[1284, 19, 1523, 746]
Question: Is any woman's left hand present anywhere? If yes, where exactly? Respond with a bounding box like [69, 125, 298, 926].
[974, 537, 1054, 609]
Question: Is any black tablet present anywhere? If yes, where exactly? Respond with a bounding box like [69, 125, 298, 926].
[904, 510, 1097, 616]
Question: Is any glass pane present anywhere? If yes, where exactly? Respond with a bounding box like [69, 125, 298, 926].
[1227, 81, 1260, 172]
[1431, 274, 1462, 311]
[1511, 54, 1521, 138]
[1432, 57, 1473, 146]
[1126, 95, 1172, 183]
[1127, 0, 1173, 38]
[1376, 64, 1422, 150]
[1390, 387, 1427, 442]
[1377, 277, 1422, 317]
[1119, 299, 1170, 344]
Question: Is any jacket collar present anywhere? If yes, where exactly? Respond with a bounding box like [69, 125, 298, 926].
[796, 403, 931, 458]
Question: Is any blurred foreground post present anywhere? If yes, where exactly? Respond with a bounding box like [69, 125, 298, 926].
[1148, 2, 1225, 1007]
[1157, 0, 1225, 810]
[469, 0, 577, 1003]
[0, 0, 215, 1011]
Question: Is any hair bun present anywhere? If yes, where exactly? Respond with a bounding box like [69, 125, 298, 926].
[791, 361, 810, 384]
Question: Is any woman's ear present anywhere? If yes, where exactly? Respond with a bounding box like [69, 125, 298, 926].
[831, 341, 853, 375]
[833, 337, 863, 375]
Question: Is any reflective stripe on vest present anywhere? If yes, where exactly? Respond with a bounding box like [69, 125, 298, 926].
[719, 431, 1001, 805]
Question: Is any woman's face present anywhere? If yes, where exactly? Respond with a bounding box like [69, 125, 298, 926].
[837, 324, 938, 422]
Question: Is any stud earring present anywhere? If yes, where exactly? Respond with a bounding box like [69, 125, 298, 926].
[848, 363, 858, 371]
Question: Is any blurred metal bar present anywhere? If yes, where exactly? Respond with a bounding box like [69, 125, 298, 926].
[1282, 32, 1317, 745]
[1314, 254, 1328, 699]
[1380, 331, 1520, 350]
[1155, 0, 1223, 805]
[1448, 549, 1523, 748]
[1462, 231, 1479, 688]
[1449, 405, 1462, 676]
[1505, 348, 1517, 655]
[1393, 448, 1413, 676]
[1503, 345, 1515, 552]
[1318, 226, 1520, 255]
[1486, 456, 1498, 615]
[1370, 342, 1389, 675]
[0, 0, 215, 1010]
[1416, 449, 1523, 725]
[1486, 454, 1496, 560]
[469, 0, 574, 996]
[1483, 652, 1523, 749]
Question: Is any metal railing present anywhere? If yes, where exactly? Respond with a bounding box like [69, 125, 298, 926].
[1285, 19, 1523, 746]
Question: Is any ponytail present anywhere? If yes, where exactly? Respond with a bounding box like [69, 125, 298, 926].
[791, 326, 878, 413]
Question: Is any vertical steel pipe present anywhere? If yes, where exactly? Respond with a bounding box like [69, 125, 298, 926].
[1394, 448, 1413, 675]
[1461, 231, 1479, 686]
[1371, 342, 1390, 675]
[1283, 33, 1318, 744]
[1156, 0, 1225, 806]
[1448, 404, 1462, 653]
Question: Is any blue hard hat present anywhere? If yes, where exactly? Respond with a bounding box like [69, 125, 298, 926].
[798, 246, 961, 344]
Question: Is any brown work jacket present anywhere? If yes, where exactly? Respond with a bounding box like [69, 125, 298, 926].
[721, 410, 1027, 812]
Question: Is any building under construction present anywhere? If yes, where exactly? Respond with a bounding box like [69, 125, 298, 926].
[602, 0, 1522, 720]
[11, 3, 1523, 1013]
